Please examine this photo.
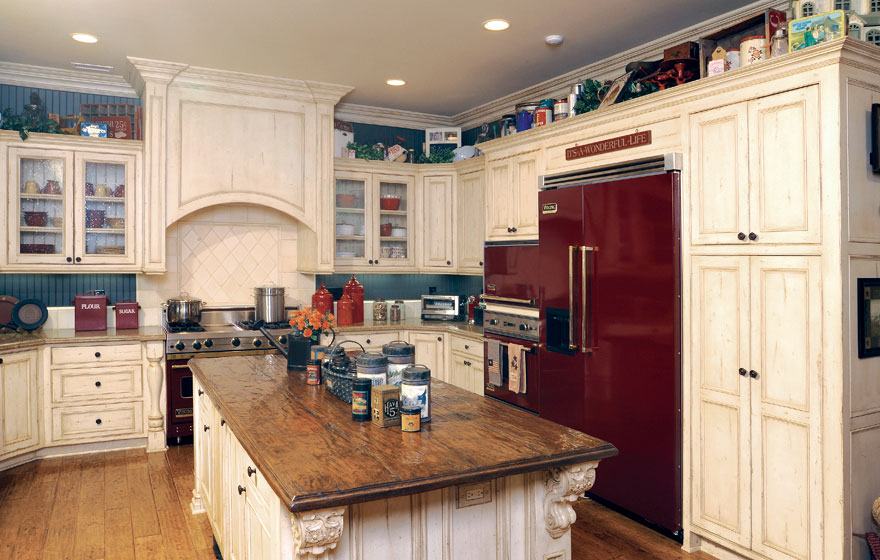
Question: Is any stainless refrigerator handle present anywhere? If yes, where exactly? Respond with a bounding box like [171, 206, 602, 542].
[569, 245, 578, 351]
[581, 246, 595, 354]
[481, 294, 537, 306]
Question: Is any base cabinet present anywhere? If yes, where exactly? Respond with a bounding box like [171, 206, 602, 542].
[407, 331, 446, 381]
[0, 351, 39, 458]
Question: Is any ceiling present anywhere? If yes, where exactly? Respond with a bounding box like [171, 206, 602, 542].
[3, 0, 756, 116]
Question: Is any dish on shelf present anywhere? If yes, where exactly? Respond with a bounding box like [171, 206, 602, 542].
[380, 246, 392, 258]
[336, 223, 355, 236]
[23, 180, 40, 194]
[23, 211, 48, 227]
[20, 243, 56, 254]
[94, 184, 111, 197]
[113, 184, 125, 198]
[335, 251, 356, 259]
[390, 228, 407, 237]
[50, 217, 63, 227]
[86, 209, 105, 228]
[85, 182, 95, 196]
[106, 217, 125, 229]
[96, 245, 125, 254]
[380, 223, 393, 237]
[335, 193, 360, 208]
[390, 246, 406, 258]
[42, 180, 61, 195]
[0, 295, 19, 332]
[379, 195, 401, 211]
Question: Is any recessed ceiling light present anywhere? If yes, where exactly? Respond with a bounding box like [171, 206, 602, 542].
[386, 79, 406, 87]
[545, 34, 564, 46]
[71, 33, 99, 44]
[483, 19, 510, 31]
[71, 62, 114, 72]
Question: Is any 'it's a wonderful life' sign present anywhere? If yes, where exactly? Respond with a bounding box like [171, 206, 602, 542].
[565, 131, 652, 161]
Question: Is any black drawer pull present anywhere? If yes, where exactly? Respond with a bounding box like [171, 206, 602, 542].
[95, 352, 101, 358]
[365, 339, 371, 344]
[198, 389, 203, 396]
[237, 485, 246, 495]
[437, 336, 442, 342]
[749, 370, 759, 379]
[95, 381, 102, 387]
[203, 425, 209, 431]
[446, 260, 451, 265]
[220, 419, 226, 426]
[464, 344, 469, 350]
[247, 466, 256, 477]
[95, 418, 102, 425]
[0, 358, 3, 365]
[479, 261, 483, 266]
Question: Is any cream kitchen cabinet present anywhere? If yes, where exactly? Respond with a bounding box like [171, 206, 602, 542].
[485, 149, 543, 241]
[418, 173, 456, 271]
[0, 351, 39, 458]
[333, 163, 416, 271]
[690, 255, 822, 560]
[320, 330, 400, 353]
[407, 331, 446, 381]
[447, 333, 484, 395]
[456, 165, 485, 274]
[688, 86, 820, 246]
[2, 132, 142, 271]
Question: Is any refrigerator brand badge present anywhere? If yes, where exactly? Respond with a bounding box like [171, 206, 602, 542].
[542, 203, 558, 214]
[565, 130, 652, 161]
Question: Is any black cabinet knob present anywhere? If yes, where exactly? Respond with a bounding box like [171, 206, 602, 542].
[749, 370, 759, 379]
[66, 257, 72, 263]
[203, 425, 209, 431]
[737, 232, 746, 241]
[96, 418, 102, 425]
[506, 227, 512, 233]
[95, 381, 102, 387]
[75, 257, 81, 263]
[247, 466, 256, 477]
[198, 389, 204, 396]
[237, 485, 246, 495]
[739, 368, 747, 376]
[748, 232, 757, 241]
[95, 352, 101, 358]
[365, 339, 371, 344]
[479, 261, 483, 266]
[446, 261, 451, 265]
[511, 227, 517, 233]
[220, 419, 226, 426]
[0, 358, 3, 365]
[374, 260, 379, 264]
[368, 259, 373, 264]
[464, 344, 469, 350]
[437, 336, 442, 342]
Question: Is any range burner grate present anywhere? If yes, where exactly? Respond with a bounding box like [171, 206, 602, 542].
[236, 320, 291, 331]
[166, 323, 206, 333]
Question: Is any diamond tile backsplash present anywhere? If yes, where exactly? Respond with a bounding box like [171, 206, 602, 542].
[179, 223, 281, 305]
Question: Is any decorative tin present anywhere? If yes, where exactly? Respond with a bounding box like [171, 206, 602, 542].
[401, 364, 431, 422]
[739, 35, 767, 66]
[306, 359, 322, 385]
[356, 352, 388, 386]
[371, 385, 401, 428]
[401, 406, 421, 432]
[114, 300, 139, 329]
[534, 106, 553, 127]
[74, 292, 108, 331]
[351, 378, 371, 421]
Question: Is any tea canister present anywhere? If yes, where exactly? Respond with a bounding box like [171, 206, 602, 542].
[553, 99, 569, 121]
[400, 364, 431, 422]
[310, 345, 328, 361]
[373, 298, 388, 321]
[336, 294, 354, 326]
[343, 275, 364, 323]
[401, 406, 421, 432]
[311, 282, 334, 315]
[725, 48, 740, 70]
[306, 359, 322, 385]
[356, 352, 388, 386]
[534, 106, 553, 127]
[382, 340, 415, 385]
[351, 378, 371, 421]
[740, 36, 767, 67]
[371, 385, 401, 428]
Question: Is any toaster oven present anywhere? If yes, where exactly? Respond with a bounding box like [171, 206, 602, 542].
[421, 295, 462, 321]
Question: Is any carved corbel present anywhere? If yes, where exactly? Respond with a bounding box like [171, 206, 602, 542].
[543, 461, 599, 539]
[291, 507, 346, 556]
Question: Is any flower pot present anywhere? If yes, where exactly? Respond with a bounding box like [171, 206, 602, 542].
[288, 331, 312, 370]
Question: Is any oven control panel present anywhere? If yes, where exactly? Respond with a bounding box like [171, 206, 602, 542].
[483, 310, 540, 342]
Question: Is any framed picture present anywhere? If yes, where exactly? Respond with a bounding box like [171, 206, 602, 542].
[598, 72, 634, 109]
[789, 10, 846, 52]
[857, 278, 880, 358]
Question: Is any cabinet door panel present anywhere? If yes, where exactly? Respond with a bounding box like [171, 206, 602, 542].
[750, 256, 821, 560]
[748, 87, 820, 244]
[486, 160, 514, 240]
[688, 104, 749, 245]
[449, 352, 471, 392]
[373, 174, 415, 268]
[75, 153, 137, 265]
[457, 171, 485, 272]
[689, 256, 750, 547]
[334, 172, 371, 267]
[0, 352, 39, 455]
[407, 332, 445, 382]
[421, 175, 455, 269]
[513, 153, 540, 237]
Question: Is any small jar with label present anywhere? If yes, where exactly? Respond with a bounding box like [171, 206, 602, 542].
[400, 364, 431, 422]
[351, 378, 371, 421]
[401, 406, 421, 432]
[306, 359, 322, 385]
[356, 352, 388, 386]
[373, 298, 388, 321]
[394, 300, 405, 321]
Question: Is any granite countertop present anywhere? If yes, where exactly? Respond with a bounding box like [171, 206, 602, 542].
[190, 354, 617, 512]
[333, 318, 484, 340]
[0, 326, 166, 353]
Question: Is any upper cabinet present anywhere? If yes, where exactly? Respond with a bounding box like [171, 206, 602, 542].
[689, 86, 820, 246]
[2, 133, 142, 271]
[456, 164, 485, 274]
[485, 148, 543, 241]
[419, 172, 456, 271]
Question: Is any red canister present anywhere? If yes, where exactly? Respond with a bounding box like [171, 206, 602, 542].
[114, 300, 140, 330]
[336, 293, 354, 326]
[74, 292, 108, 331]
[343, 275, 364, 323]
[311, 282, 334, 315]
[534, 106, 553, 127]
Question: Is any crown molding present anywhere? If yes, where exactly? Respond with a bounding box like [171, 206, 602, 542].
[126, 57, 190, 96]
[334, 102, 452, 129]
[0, 60, 138, 98]
[451, 0, 787, 130]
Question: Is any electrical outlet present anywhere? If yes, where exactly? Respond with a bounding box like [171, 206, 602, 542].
[466, 488, 483, 501]
[456, 481, 491, 508]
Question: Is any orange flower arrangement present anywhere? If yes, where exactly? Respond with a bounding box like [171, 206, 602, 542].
[289, 307, 335, 342]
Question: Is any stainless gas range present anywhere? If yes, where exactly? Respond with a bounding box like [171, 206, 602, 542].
[164, 306, 294, 443]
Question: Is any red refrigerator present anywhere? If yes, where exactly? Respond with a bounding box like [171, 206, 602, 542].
[537, 167, 682, 534]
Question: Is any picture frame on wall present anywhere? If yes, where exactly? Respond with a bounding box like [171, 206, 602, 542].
[857, 278, 880, 358]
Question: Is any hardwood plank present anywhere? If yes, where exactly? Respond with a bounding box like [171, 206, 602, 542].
[3, 460, 36, 501]
[72, 520, 103, 560]
[14, 480, 58, 560]
[0, 498, 26, 560]
[73, 454, 105, 560]
[40, 516, 77, 560]
[146, 454, 178, 512]
[126, 463, 160, 538]
[32, 456, 63, 484]
[170, 470, 211, 552]
[133, 535, 167, 560]
[155, 498, 198, 558]
[41, 456, 82, 560]
[104, 450, 130, 509]
[104, 507, 135, 560]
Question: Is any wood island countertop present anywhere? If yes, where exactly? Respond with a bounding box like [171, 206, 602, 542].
[189, 354, 617, 513]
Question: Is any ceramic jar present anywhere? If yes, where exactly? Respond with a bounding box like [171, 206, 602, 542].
[311, 282, 334, 315]
[740, 36, 767, 67]
[725, 49, 740, 70]
[343, 275, 364, 323]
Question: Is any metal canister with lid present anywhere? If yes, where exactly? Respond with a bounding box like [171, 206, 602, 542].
[356, 352, 388, 386]
[382, 340, 414, 386]
[400, 364, 431, 422]
[553, 98, 569, 121]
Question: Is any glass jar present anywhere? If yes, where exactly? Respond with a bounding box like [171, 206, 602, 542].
[389, 303, 401, 322]
[373, 298, 388, 321]
[400, 364, 431, 422]
[770, 28, 788, 58]
[394, 300, 406, 321]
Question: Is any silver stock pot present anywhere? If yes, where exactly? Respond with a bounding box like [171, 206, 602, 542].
[164, 292, 204, 324]
[254, 285, 286, 323]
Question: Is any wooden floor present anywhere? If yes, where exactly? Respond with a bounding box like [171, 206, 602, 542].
[0, 445, 717, 560]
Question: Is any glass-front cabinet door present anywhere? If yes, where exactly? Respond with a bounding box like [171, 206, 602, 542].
[372, 174, 414, 268]
[9, 148, 74, 264]
[334, 172, 371, 268]
[74, 153, 136, 265]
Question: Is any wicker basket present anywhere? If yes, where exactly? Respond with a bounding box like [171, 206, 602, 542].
[323, 340, 365, 404]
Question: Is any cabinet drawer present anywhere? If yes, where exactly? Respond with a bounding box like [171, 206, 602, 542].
[449, 335, 483, 358]
[51, 402, 144, 442]
[52, 365, 143, 404]
[51, 343, 142, 366]
[336, 331, 400, 350]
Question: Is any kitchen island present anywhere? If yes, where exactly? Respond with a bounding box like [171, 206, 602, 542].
[189, 354, 617, 559]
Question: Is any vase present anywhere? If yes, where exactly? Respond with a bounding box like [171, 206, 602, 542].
[287, 331, 312, 370]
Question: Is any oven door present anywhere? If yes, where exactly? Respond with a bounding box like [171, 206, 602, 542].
[483, 332, 540, 414]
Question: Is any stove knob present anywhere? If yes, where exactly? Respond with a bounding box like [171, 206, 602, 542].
[192, 341, 202, 350]
[204, 339, 213, 348]
[279, 335, 287, 345]
[253, 338, 262, 348]
[231, 337, 240, 347]
[519, 323, 527, 331]
[174, 341, 185, 351]
[489, 319, 499, 326]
